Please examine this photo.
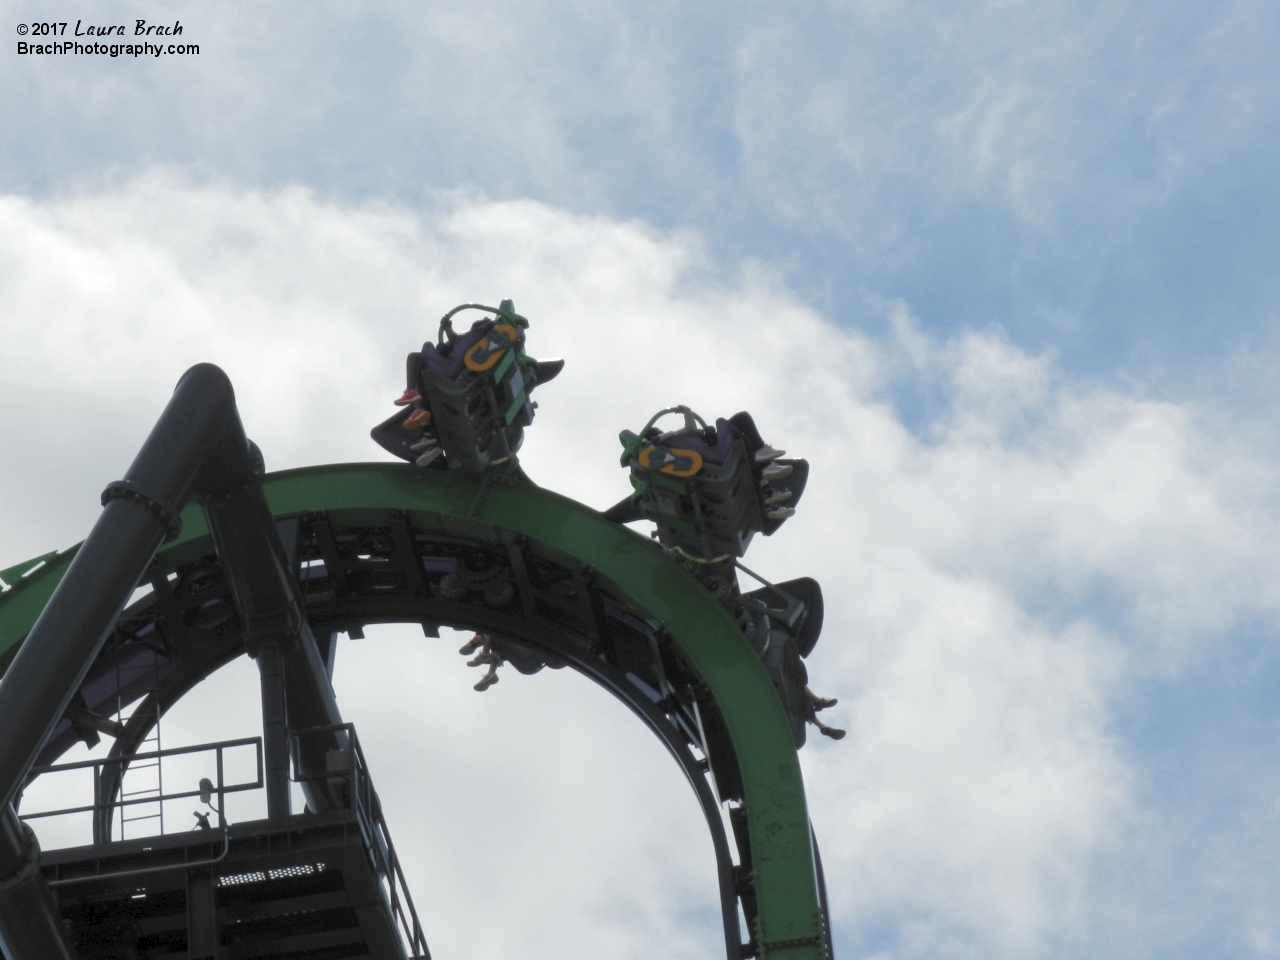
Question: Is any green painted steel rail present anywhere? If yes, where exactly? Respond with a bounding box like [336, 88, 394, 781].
[0, 463, 824, 957]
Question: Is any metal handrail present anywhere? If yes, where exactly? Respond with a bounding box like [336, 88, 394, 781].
[292, 722, 430, 959]
[19, 736, 263, 835]
[28, 735, 262, 774]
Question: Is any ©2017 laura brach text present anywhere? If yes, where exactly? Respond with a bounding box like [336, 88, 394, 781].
[22, 20, 183, 37]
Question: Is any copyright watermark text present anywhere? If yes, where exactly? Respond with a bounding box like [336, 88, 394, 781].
[16, 20, 197, 57]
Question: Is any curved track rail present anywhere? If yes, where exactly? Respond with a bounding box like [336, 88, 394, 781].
[0, 463, 830, 959]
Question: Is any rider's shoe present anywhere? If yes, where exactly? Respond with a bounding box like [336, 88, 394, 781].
[474, 672, 499, 692]
[415, 446, 444, 467]
[458, 635, 485, 655]
[761, 462, 793, 481]
[811, 695, 838, 711]
[404, 408, 432, 429]
[410, 436, 437, 451]
[816, 721, 846, 740]
[767, 506, 796, 519]
[764, 489, 793, 505]
[754, 444, 785, 462]
[394, 389, 421, 406]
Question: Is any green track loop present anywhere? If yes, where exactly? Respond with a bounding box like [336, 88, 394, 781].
[0, 463, 824, 957]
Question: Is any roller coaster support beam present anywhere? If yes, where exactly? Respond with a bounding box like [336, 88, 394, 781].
[0, 363, 344, 957]
[198, 442, 346, 824]
[0, 363, 242, 959]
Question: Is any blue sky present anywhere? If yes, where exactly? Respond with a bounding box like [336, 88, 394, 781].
[5, 1, 1277, 380]
[2, 2, 1279, 959]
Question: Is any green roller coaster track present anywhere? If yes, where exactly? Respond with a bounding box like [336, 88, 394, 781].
[0, 463, 826, 958]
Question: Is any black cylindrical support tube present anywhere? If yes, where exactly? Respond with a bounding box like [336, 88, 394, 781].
[257, 637, 292, 827]
[0, 502, 167, 818]
[0, 361, 347, 956]
[0, 364, 239, 815]
[0, 364, 243, 960]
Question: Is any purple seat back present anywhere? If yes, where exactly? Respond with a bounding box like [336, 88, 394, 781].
[421, 322, 491, 380]
[664, 418, 741, 465]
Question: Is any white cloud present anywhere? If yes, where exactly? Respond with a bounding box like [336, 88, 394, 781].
[2, 175, 1278, 958]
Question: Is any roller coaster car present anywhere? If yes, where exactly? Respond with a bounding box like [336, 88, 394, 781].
[736, 576, 824, 658]
[606, 409, 841, 745]
[371, 299, 564, 473]
[605, 407, 809, 561]
[735, 577, 834, 748]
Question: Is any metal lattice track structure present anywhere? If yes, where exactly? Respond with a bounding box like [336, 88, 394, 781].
[0, 463, 830, 960]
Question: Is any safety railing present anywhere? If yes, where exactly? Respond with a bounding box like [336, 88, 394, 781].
[18, 737, 263, 842]
[292, 722, 429, 960]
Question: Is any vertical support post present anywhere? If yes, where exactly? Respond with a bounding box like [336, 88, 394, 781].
[186, 865, 218, 960]
[256, 637, 290, 828]
[200, 449, 348, 819]
[215, 749, 226, 831]
[91, 763, 104, 847]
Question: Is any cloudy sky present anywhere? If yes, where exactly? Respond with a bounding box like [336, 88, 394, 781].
[1, 2, 1279, 958]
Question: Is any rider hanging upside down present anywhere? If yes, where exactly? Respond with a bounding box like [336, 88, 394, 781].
[456, 632, 567, 692]
[458, 633, 501, 692]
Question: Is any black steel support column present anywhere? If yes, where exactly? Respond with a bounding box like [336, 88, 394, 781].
[257, 637, 291, 827]
[0, 363, 351, 958]
[198, 444, 346, 818]
[186, 865, 218, 960]
[0, 364, 249, 960]
[282, 623, 347, 811]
